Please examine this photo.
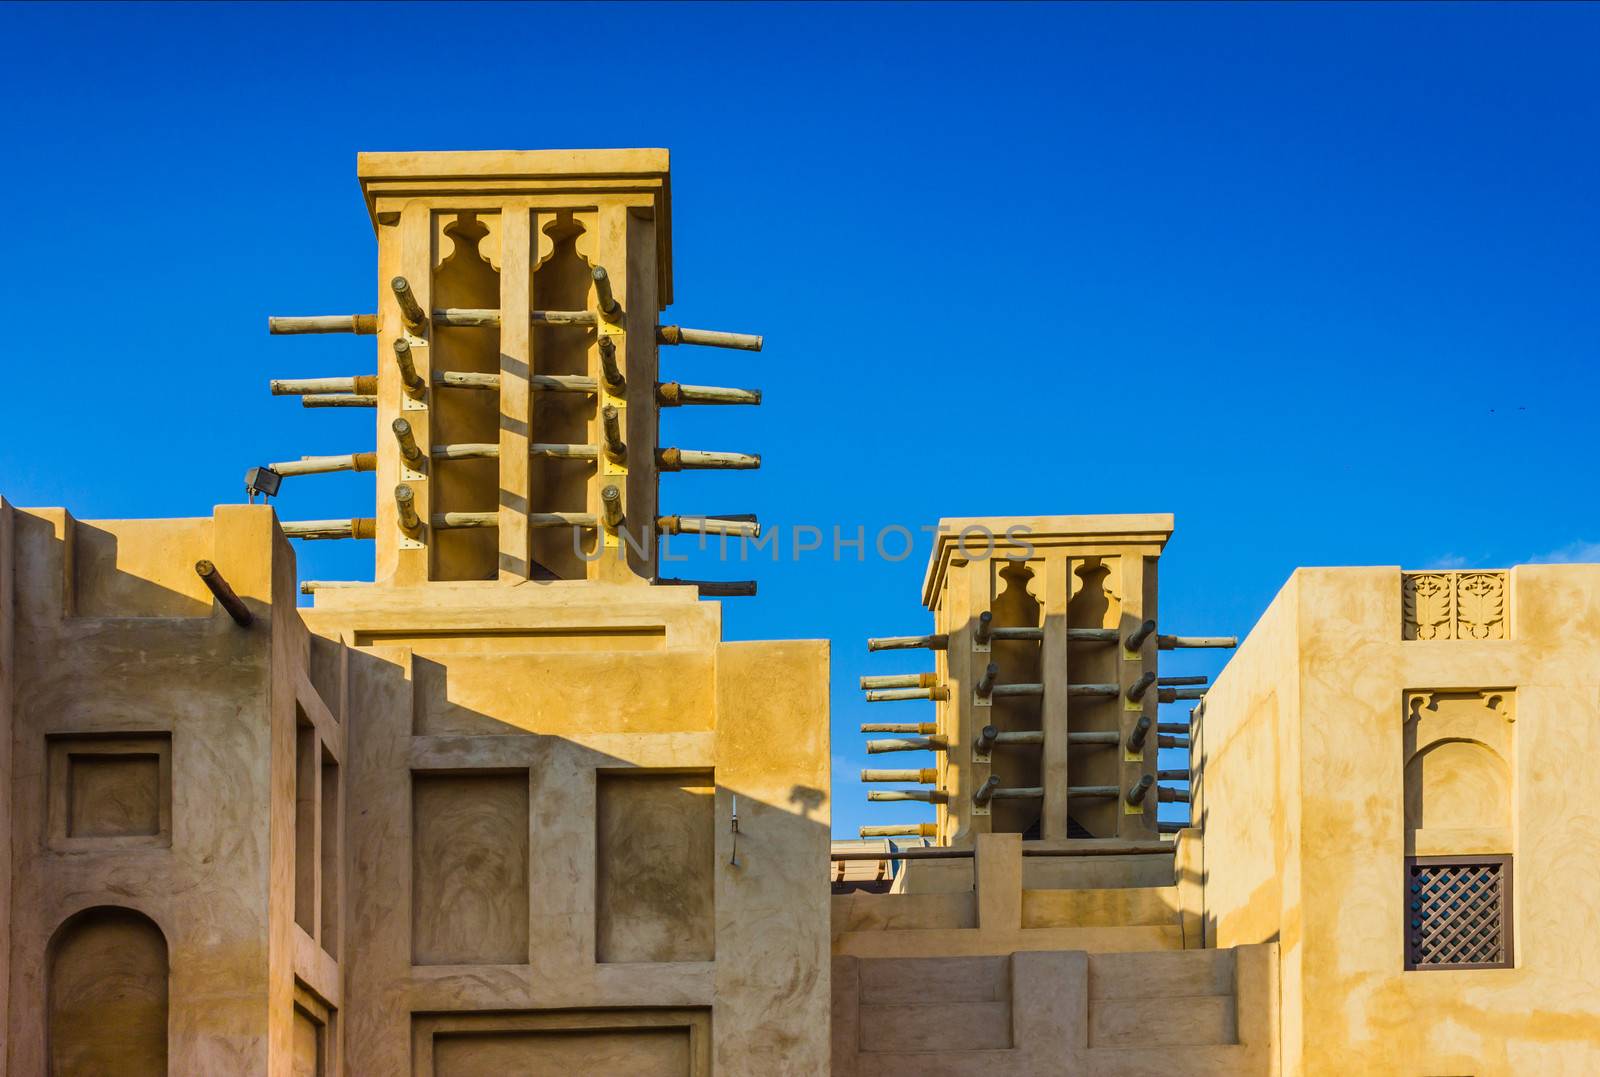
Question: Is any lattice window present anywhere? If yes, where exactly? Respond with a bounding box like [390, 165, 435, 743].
[1405, 855, 1513, 970]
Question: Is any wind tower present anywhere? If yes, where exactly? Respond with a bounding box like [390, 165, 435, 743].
[252, 150, 830, 1074]
[857, 515, 1235, 845]
[265, 149, 761, 593]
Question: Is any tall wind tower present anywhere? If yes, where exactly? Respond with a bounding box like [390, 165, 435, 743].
[266, 149, 761, 593]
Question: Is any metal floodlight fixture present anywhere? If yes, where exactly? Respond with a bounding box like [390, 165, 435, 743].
[245, 466, 282, 501]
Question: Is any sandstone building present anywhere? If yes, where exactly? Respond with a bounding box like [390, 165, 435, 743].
[1, 149, 1596, 1075]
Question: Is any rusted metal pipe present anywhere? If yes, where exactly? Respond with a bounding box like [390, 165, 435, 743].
[1124, 774, 1154, 806]
[1127, 671, 1158, 702]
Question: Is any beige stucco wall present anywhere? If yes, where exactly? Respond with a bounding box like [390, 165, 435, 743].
[305, 580, 832, 1075]
[1202, 564, 1600, 1074]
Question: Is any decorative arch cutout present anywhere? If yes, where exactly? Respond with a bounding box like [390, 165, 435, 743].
[1404, 737, 1510, 832]
[48, 906, 168, 1076]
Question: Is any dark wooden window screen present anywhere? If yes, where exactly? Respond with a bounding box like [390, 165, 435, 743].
[1405, 855, 1513, 970]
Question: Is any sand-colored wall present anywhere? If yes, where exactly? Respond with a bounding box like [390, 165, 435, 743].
[306, 584, 831, 1076]
[3, 505, 325, 1073]
[1203, 564, 1600, 1074]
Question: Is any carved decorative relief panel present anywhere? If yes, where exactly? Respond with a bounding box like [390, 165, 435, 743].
[1402, 571, 1508, 640]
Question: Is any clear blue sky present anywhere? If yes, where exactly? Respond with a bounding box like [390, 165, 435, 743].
[3, 2, 1596, 838]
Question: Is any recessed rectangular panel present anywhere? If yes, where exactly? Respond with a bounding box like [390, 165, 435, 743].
[48, 734, 171, 849]
[596, 772, 715, 963]
[433, 1028, 689, 1076]
[68, 754, 160, 837]
[412, 771, 530, 965]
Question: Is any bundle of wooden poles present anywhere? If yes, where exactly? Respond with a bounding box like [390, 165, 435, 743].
[258, 270, 766, 596]
[855, 615, 1237, 838]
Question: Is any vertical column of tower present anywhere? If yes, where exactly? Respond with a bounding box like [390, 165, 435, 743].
[1039, 552, 1073, 839]
[1117, 553, 1159, 840]
[375, 203, 435, 586]
[497, 208, 533, 580]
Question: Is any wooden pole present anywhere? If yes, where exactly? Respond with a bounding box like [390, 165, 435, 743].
[302, 394, 377, 408]
[1068, 731, 1120, 745]
[657, 448, 760, 471]
[654, 577, 758, 597]
[269, 314, 377, 335]
[656, 325, 763, 351]
[434, 371, 500, 390]
[865, 736, 948, 754]
[972, 776, 1000, 806]
[393, 338, 427, 394]
[1126, 714, 1153, 753]
[975, 662, 998, 698]
[992, 683, 1043, 698]
[299, 580, 369, 594]
[602, 406, 626, 463]
[270, 376, 377, 396]
[1157, 769, 1189, 781]
[392, 418, 424, 467]
[266, 453, 378, 477]
[430, 512, 498, 529]
[832, 840, 1178, 860]
[860, 769, 937, 783]
[867, 790, 947, 803]
[1124, 774, 1154, 806]
[992, 787, 1044, 800]
[1159, 635, 1238, 650]
[1159, 787, 1191, 804]
[391, 276, 427, 327]
[867, 634, 949, 652]
[530, 443, 599, 459]
[865, 686, 950, 702]
[859, 673, 939, 690]
[281, 519, 376, 540]
[394, 485, 421, 532]
[421, 512, 600, 532]
[860, 722, 938, 734]
[1125, 618, 1157, 652]
[655, 383, 762, 407]
[1157, 722, 1190, 734]
[598, 335, 625, 392]
[1160, 687, 1207, 702]
[1066, 786, 1119, 798]
[431, 309, 599, 328]
[1158, 734, 1189, 749]
[1159, 676, 1209, 687]
[591, 265, 621, 319]
[972, 627, 1118, 643]
[601, 484, 624, 530]
[657, 515, 760, 538]
[1126, 671, 1157, 702]
[858, 823, 938, 839]
[195, 560, 252, 627]
[432, 443, 499, 460]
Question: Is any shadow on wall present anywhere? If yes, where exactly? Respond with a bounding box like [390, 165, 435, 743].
[13, 508, 830, 1076]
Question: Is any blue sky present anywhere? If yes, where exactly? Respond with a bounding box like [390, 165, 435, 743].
[3, 2, 1596, 838]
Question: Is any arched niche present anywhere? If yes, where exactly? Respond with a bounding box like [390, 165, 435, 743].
[1404, 737, 1510, 832]
[48, 906, 169, 1076]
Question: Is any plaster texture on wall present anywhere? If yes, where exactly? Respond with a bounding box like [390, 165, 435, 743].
[1201, 564, 1600, 1074]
